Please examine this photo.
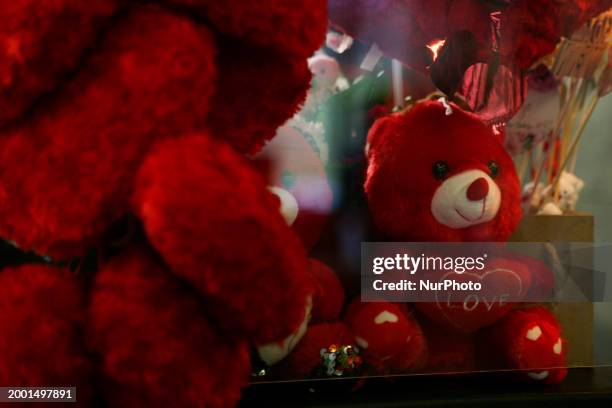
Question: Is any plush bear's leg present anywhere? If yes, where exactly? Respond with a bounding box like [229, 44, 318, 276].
[87, 248, 250, 408]
[344, 299, 428, 374]
[0, 264, 93, 404]
[477, 306, 567, 384]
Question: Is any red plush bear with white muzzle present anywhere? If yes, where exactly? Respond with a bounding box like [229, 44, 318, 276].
[364, 100, 567, 383]
[365, 100, 521, 242]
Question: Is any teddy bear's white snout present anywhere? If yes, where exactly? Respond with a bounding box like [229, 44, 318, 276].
[431, 169, 501, 229]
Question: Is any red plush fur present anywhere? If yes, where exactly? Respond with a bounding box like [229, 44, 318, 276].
[309, 259, 345, 323]
[206, 38, 312, 154]
[0, 264, 92, 402]
[0, 0, 119, 126]
[419, 319, 475, 372]
[132, 133, 314, 345]
[0, 4, 216, 259]
[88, 248, 251, 407]
[365, 100, 522, 242]
[165, 0, 327, 58]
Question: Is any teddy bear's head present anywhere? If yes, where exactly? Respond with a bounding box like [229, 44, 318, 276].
[308, 54, 343, 90]
[555, 171, 584, 211]
[365, 100, 522, 242]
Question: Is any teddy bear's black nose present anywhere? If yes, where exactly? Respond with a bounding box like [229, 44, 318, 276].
[467, 177, 489, 201]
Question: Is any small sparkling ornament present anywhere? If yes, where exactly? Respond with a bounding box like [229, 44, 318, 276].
[251, 368, 267, 378]
[319, 344, 363, 377]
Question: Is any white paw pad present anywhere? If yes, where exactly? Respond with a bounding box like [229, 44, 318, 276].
[355, 336, 369, 349]
[553, 338, 562, 355]
[527, 371, 549, 381]
[374, 310, 399, 325]
[525, 325, 542, 341]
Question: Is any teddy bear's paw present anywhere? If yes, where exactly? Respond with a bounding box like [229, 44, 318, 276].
[0, 264, 93, 402]
[345, 299, 428, 374]
[0, 0, 120, 126]
[87, 247, 250, 407]
[256, 296, 313, 367]
[478, 306, 568, 384]
[254, 257, 346, 367]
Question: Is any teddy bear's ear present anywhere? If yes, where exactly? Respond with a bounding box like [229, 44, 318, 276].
[365, 114, 397, 160]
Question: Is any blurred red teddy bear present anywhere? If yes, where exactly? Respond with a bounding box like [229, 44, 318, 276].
[0, 1, 328, 406]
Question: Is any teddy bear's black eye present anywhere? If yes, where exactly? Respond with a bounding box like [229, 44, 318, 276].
[488, 160, 499, 177]
[432, 161, 449, 180]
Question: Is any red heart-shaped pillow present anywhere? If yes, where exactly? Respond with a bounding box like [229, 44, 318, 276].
[415, 256, 533, 333]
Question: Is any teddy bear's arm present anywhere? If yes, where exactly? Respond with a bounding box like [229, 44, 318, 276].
[132, 133, 315, 347]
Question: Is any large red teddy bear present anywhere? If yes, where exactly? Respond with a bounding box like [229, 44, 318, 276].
[362, 100, 567, 383]
[0, 0, 327, 406]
